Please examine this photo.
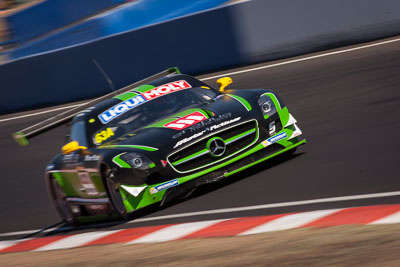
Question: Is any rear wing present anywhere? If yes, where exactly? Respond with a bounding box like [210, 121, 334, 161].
[13, 67, 181, 146]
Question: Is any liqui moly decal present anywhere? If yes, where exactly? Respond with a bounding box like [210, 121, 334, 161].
[98, 80, 192, 124]
[98, 95, 147, 124]
[164, 112, 207, 130]
[142, 80, 191, 100]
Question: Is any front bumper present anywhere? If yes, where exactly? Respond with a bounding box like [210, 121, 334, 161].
[119, 109, 306, 213]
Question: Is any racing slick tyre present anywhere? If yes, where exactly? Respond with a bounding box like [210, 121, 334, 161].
[48, 177, 77, 225]
[103, 167, 128, 219]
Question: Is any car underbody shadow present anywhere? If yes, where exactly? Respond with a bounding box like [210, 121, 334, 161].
[162, 151, 305, 207]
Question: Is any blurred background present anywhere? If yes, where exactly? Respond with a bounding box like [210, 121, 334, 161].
[0, 1, 399, 265]
[0, 0, 399, 115]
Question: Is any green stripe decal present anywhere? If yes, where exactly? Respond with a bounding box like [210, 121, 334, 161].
[133, 84, 156, 93]
[112, 154, 131, 168]
[114, 84, 155, 101]
[225, 128, 255, 143]
[172, 148, 208, 166]
[101, 145, 158, 151]
[226, 94, 252, 111]
[224, 140, 306, 177]
[52, 172, 64, 188]
[178, 138, 306, 184]
[171, 128, 257, 166]
[262, 93, 282, 111]
[114, 92, 139, 101]
[169, 108, 210, 119]
[278, 106, 290, 126]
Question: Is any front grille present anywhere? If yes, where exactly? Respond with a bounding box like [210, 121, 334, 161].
[168, 120, 258, 173]
[162, 143, 285, 205]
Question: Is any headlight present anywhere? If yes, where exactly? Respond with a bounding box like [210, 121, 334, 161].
[257, 94, 277, 118]
[120, 152, 154, 170]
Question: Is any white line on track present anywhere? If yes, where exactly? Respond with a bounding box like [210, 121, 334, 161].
[200, 37, 400, 81]
[129, 190, 400, 223]
[1, 190, 399, 238]
[0, 104, 84, 122]
[1, 37, 399, 123]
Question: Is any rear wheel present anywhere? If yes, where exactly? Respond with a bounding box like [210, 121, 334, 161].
[103, 168, 128, 219]
[49, 177, 77, 225]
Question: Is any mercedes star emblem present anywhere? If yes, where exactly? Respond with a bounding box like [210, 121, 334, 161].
[207, 137, 226, 157]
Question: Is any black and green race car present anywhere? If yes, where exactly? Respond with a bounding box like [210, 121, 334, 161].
[13, 67, 306, 224]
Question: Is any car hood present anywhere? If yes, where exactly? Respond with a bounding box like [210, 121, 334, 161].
[101, 93, 258, 157]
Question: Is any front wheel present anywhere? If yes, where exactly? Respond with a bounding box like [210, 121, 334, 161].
[103, 168, 128, 219]
[48, 177, 77, 225]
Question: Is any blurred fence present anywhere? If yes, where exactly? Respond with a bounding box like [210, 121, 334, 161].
[4, 0, 127, 44]
[1, 0, 400, 115]
[6, 0, 228, 60]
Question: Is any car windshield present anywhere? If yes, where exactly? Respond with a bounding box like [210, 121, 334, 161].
[70, 87, 218, 147]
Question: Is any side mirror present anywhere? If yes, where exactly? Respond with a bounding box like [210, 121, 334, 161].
[217, 77, 232, 92]
[62, 141, 87, 154]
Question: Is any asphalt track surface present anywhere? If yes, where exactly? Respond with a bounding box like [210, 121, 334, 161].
[1, 37, 399, 239]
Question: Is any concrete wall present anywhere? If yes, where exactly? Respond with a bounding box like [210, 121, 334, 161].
[232, 0, 400, 63]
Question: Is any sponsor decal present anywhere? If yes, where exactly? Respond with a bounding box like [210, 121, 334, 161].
[160, 160, 168, 167]
[172, 113, 232, 139]
[98, 80, 192, 124]
[262, 132, 287, 147]
[149, 179, 179, 195]
[173, 117, 241, 148]
[142, 80, 191, 100]
[99, 95, 147, 124]
[84, 155, 100, 161]
[208, 117, 241, 131]
[173, 130, 206, 148]
[62, 154, 80, 164]
[93, 127, 116, 145]
[165, 112, 207, 130]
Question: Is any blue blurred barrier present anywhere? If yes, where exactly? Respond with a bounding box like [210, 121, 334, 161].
[0, 5, 240, 114]
[1, 0, 400, 115]
[8, 0, 228, 60]
[5, 0, 126, 44]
